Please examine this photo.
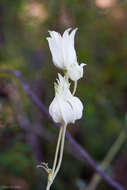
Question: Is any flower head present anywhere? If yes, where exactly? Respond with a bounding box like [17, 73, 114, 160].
[49, 74, 83, 125]
[47, 28, 86, 81]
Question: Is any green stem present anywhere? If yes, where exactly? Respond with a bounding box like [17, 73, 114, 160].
[46, 124, 67, 190]
[53, 124, 67, 180]
[46, 182, 51, 190]
[73, 81, 77, 95]
[52, 126, 63, 175]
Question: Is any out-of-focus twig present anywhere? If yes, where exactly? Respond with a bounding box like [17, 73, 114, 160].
[86, 130, 126, 190]
[0, 69, 125, 190]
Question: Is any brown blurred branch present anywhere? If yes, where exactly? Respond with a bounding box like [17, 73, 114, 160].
[0, 69, 125, 190]
[7, 83, 83, 163]
[86, 130, 126, 190]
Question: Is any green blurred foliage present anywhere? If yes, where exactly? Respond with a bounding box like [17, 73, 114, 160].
[0, 0, 127, 189]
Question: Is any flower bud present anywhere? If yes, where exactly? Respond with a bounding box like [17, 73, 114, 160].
[67, 63, 86, 81]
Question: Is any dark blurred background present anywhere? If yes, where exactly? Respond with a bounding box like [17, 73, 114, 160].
[0, 0, 127, 189]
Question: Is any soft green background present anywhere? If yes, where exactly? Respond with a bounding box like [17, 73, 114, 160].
[0, 0, 127, 189]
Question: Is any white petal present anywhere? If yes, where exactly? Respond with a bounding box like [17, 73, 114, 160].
[47, 35, 64, 69]
[58, 97, 74, 125]
[81, 63, 87, 67]
[70, 97, 83, 120]
[70, 28, 78, 46]
[62, 28, 72, 38]
[49, 97, 62, 123]
[62, 29, 77, 67]
[48, 31, 62, 40]
[55, 73, 71, 98]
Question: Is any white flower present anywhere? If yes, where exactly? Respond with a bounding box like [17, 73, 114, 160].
[49, 74, 83, 125]
[47, 28, 86, 81]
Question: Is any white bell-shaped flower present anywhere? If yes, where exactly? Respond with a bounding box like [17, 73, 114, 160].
[49, 74, 83, 125]
[47, 28, 86, 81]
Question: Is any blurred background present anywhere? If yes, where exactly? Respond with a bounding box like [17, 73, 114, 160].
[0, 0, 127, 189]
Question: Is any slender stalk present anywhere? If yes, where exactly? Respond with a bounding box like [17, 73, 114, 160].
[52, 126, 63, 175]
[46, 124, 67, 190]
[46, 126, 63, 190]
[65, 72, 69, 81]
[46, 182, 51, 190]
[86, 130, 126, 190]
[73, 81, 77, 95]
[53, 124, 67, 180]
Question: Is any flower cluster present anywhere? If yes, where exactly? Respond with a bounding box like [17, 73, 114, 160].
[41, 28, 86, 190]
[47, 28, 85, 125]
